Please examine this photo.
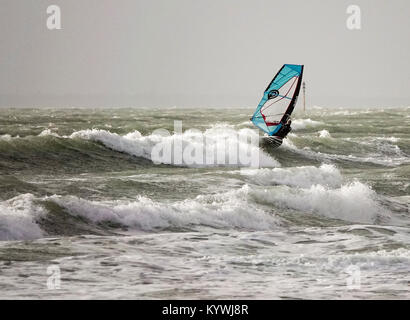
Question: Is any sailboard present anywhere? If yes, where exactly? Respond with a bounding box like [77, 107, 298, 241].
[251, 64, 304, 148]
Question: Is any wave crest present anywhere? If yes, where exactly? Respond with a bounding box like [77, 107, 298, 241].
[241, 164, 342, 188]
[0, 194, 44, 241]
[70, 127, 279, 168]
[252, 181, 389, 224]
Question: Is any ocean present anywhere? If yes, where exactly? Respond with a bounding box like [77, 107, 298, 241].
[0, 106, 409, 299]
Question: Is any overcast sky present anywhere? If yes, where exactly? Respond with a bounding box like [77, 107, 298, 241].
[0, 0, 409, 107]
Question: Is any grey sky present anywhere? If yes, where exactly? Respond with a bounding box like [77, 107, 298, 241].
[1, 0, 409, 107]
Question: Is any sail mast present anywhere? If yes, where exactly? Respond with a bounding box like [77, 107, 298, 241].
[302, 81, 306, 112]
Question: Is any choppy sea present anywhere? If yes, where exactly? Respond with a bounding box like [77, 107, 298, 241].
[0, 106, 409, 299]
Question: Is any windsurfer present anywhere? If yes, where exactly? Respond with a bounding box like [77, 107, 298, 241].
[275, 119, 292, 138]
[250, 63, 303, 148]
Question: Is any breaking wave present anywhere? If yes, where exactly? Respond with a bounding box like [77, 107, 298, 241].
[0, 173, 392, 241]
[292, 118, 323, 130]
[0, 187, 279, 240]
[0, 194, 44, 241]
[49, 186, 278, 231]
[0, 126, 280, 169]
[282, 136, 409, 167]
[252, 181, 389, 224]
[318, 129, 332, 138]
[240, 164, 343, 188]
[70, 127, 279, 168]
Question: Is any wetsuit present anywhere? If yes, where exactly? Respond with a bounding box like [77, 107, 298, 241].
[275, 120, 292, 138]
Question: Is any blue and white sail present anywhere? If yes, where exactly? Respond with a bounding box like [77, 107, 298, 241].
[251, 64, 304, 136]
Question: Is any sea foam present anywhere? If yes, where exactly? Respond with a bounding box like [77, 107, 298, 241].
[241, 164, 342, 188]
[70, 126, 279, 168]
[252, 181, 389, 224]
[0, 194, 44, 241]
[292, 118, 323, 130]
[49, 185, 278, 231]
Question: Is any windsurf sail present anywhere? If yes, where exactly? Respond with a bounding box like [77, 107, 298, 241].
[251, 64, 304, 136]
